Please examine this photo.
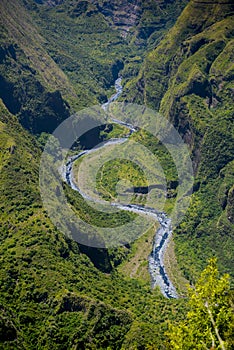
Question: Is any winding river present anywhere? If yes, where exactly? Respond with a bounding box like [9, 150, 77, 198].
[65, 77, 178, 299]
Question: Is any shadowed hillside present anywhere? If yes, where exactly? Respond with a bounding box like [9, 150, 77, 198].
[126, 0, 234, 281]
[0, 0, 234, 348]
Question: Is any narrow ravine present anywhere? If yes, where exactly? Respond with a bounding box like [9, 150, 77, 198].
[64, 77, 178, 298]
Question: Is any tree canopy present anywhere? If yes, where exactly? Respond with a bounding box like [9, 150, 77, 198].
[167, 258, 234, 349]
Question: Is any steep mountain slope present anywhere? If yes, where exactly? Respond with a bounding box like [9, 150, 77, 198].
[0, 0, 74, 133]
[0, 0, 188, 134]
[25, 0, 188, 100]
[127, 0, 234, 280]
[1, 0, 234, 348]
[0, 100, 188, 349]
[0, 2, 192, 348]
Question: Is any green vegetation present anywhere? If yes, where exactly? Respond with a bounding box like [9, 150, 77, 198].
[118, 225, 158, 284]
[0, 100, 189, 349]
[100, 123, 129, 140]
[73, 128, 179, 213]
[64, 183, 136, 229]
[0, 3, 71, 133]
[167, 258, 234, 349]
[0, 0, 188, 134]
[96, 158, 148, 201]
[0, 0, 234, 348]
[130, 0, 234, 281]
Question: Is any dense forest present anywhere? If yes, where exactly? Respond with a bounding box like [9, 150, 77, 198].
[0, 0, 233, 348]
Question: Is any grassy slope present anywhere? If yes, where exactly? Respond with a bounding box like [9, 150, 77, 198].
[0, 0, 74, 134]
[23, 0, 188, 106]
[0, 0, 188, 135]
[118, 225, 157, 284]
[24, 0, 128, 106]
[4, 0, 230, 348]
[0, 100, 189, 349]
[0, 0, 76, 100]
[14, 0, 188, 284]
[128, 0, 234, 281]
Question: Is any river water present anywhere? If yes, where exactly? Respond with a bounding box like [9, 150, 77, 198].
[65, 77, 178, 298]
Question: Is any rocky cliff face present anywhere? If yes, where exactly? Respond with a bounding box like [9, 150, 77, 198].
[94, 0, 142, 37]
[32, 0, 188, 41]
[94, 0, 188, 40]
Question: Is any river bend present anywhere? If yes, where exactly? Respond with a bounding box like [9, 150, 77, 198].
[64, 78, 178, 299]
